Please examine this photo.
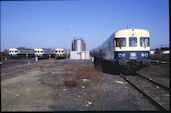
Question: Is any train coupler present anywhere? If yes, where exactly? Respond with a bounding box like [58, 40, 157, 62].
[119, 60, 127, 65]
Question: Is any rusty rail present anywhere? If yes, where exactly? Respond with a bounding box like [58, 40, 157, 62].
[120, 74, 169, 111]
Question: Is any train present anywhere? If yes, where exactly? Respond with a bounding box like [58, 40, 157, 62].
[90, 28, 150, 74]
[54, 48, 67, 59]
[8, 48, 55, 59]
[34, 48, 55, 59]
[8, 47, 35, 58]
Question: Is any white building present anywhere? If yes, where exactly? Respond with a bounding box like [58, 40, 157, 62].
[70, 38, 90, 60]
[70, 51, 90, 60]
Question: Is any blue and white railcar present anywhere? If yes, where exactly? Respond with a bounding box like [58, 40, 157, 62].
[54, 48, 67, 59]
[34, 48, 54, 59]
[9, 48, 35, 58]
[91, 29, 150, 72]
[9, 48, 19, 57]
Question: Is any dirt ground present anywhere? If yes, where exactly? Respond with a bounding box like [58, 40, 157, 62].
[140, 63, 170, 77]
[1, 59, 158, 111]
[137, 63, 170, 89]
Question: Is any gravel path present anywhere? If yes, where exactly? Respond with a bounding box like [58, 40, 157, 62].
[1, 59, 158, 111]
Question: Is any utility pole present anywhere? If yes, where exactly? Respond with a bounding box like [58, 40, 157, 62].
[127, 25, 128, 29]
[65, 28, 70, 59]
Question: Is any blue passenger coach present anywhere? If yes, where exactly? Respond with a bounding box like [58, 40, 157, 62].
[90, 29, 150, 72]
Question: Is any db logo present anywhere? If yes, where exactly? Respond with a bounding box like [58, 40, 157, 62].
[141, 53, 148, 57]
[118, 53, 125, 57]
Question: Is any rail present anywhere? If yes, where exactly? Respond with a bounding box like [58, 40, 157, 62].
[120, 74, 169, 111]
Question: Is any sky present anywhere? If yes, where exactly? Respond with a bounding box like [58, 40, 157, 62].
[1, 0, 169, 50]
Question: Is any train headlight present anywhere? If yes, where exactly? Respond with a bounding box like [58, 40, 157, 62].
[141, 53, 148, 57]
[118, 53, 126, 57]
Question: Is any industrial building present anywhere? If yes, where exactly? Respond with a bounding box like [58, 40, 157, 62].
[70, 38, 90, 60]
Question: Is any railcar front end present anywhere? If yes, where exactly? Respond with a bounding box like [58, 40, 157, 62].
[34, 48, 48, 59]
[55, 48, 66, 59]
[113, 29, 150, 70]
[9, 48, 19, 58]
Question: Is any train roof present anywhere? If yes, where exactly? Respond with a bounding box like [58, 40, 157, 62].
[9, 48, 18, 50]
[55, 48, 65, 50]
[34, 48, 55, 51]
[115, 28, 149, 32]
[114, 29, 149, 37]
[34, 48, 43, 50]
[9, 47, 34, 50]
[17, 47, 33, 50]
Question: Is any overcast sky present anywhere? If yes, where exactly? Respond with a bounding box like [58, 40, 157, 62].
[1, 0, 169, 50]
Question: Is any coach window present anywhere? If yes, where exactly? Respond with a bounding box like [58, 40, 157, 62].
[115, 38, 126, 48]
[140, 37, 149, 47]
[129, 37, 137, 47]
[41, 51, 43, 53]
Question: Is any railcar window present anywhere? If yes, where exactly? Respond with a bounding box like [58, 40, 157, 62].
[15, 51, 18, 52]
[55, 51, 57, 53]
[59, 51, 60, 53]
[140, 37, 149, 47]
[41, 51, 43, 53]
[62, 51, 64, 52]
[115, 38, 126, 47]
[129, 37, 137, 47]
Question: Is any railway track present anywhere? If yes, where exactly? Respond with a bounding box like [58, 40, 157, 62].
[1, 63, 42, 81]
[120, 74, 170, 111]
[138, 73, 169, 90]
[1, 59, 55, 81]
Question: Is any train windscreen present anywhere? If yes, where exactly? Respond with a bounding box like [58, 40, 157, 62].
[115, 38, 126, 48]
[140, 37, 150, 47]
